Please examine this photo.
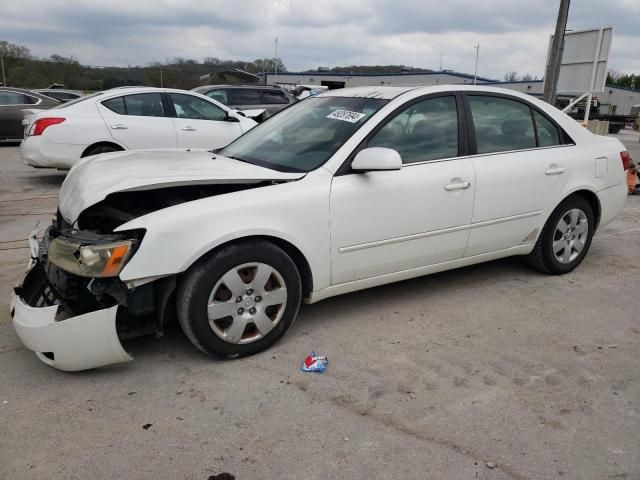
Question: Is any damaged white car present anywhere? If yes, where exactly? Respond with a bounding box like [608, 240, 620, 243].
[11, 85, 629, 371]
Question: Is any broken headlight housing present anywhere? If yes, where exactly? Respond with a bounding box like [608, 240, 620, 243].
[48, 237, 134, 278]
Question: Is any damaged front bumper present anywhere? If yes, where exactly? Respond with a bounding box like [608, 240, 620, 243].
[9, 224, 171, 372]
[10, 261, 133, 371]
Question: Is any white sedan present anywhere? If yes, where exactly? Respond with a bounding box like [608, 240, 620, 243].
[20, 87, 257, 169]
[11, 85, 629, 371]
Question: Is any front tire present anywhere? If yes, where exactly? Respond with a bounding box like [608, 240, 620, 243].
[176, 240, 302, 358]
[527, 195, 595, 274]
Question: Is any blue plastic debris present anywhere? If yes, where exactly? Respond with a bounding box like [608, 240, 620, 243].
[301, 352, 328, 373]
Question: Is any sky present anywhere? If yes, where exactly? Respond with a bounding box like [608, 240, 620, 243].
[1, 0, 638, 80]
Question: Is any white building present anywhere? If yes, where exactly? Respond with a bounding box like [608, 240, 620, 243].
[262, 71, 640, 115]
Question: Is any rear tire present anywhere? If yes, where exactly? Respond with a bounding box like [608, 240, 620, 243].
[82, 143, 122, 157]
[176, 240, 302, 358]
[527, 195, 594, 274]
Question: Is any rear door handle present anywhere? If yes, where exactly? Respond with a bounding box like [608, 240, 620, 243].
[181, 126, 196, 131]
[545, 166, 565, 175]
[110, 124, 127, 130]
[444, 181, 471, 191]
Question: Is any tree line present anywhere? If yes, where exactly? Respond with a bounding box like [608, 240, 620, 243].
[504, 70, 640, 90]
[0, 40, 286, 91]
[606, 71, 640, 90]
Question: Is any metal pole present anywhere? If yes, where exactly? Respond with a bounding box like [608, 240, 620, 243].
[473, 44, 479, 85]
[583, 92, 593, 124]
[440, 52, 443, 71]
[160, 70, 163, 88]
[543, 0, 570, 105]
[0, 54, 6, 86]
[274, 37, 278, 85]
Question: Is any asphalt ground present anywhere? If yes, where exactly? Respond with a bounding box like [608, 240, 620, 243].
[1, 130, 639, 480]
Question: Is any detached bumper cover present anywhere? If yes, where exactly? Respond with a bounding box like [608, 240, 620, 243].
[10, 257, 132, 372]
[10, 295, 132, 371]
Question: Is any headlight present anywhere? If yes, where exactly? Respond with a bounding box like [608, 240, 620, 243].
[48, 237, 133, 278]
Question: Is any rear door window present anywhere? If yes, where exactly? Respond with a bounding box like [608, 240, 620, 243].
[102, 93, 166, 117]
[468, 95, 536, 154]
[533, 110, 561, 147]
[228, 89, 262, 106]
[0, 91, 35, 105]
[123, 93, 166, 117]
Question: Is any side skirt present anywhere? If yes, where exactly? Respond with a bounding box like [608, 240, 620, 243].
[306, 244, 533, 304]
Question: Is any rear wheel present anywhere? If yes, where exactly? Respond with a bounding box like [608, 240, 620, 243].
[527, 195, 594, 274]
[176, 240, 302, 358]
[82, 143, 122, 157]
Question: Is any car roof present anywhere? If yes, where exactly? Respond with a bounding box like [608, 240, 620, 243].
[316, 84, 545, 101]
[195, 84, 284, 91]
[0, 86, 42, 94]
[318, 86, 420, 100]
[34, 88, 84, 95]
[0, 86, 62, 102]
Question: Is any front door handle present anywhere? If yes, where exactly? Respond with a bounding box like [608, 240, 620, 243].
[444, 181, 471, 191]
[110, 124, 127, 130]
[181, 126, 196, 131]
[545, 166, 565, 175]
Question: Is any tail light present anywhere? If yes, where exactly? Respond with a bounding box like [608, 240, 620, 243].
[620, 151, 632, 171]
[30, 117, 65, 136]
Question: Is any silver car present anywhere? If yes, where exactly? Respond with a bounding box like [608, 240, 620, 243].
[192, 85, 295, 122]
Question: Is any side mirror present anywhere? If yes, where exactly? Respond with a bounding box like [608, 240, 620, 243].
[225, 113, 240, 123]
[351, 147, 402, 172]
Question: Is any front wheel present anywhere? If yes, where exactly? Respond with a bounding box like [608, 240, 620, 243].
[176, 240, 302, 358]
[527, 195, 595, 274]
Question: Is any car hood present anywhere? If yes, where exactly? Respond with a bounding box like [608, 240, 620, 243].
[59, 149, 304, 223]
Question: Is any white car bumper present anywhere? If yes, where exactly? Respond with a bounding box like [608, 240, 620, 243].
[597, 182, 628, 229]
[20, 136, 84, 169]
[10, 295, 132, 371]
[10, 259, 132, 372]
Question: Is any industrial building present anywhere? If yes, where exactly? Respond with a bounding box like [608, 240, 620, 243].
[262, 71, 640, 115]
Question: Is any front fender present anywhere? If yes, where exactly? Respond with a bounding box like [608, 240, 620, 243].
[116, 168, 332, 291]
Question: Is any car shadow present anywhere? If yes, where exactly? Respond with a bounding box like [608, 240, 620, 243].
[23, 172, 67, 187]
[116, 256, 535, 370]
[293, 256, 533, 329]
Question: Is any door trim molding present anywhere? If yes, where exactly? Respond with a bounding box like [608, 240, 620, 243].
[338, 210, 542, 253]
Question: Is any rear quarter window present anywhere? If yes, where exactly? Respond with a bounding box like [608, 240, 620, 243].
[102, 96, 126, 115]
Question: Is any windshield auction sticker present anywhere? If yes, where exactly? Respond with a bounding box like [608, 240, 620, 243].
[326, 110, 367, 123]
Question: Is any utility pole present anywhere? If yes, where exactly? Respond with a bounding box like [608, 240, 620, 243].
[160, 70, 163, 88]
[0, 53, 6, 86]
[543, 0, 570, 105]
[439, 51, 443, 71]
[274, 37, 278, 85]
[473, 44, 480, 85]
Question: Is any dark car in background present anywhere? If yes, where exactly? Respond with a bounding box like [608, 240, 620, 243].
[0, 87, 60, 140]
[33, 89, 84, 103]
[192, 85, 295, 121]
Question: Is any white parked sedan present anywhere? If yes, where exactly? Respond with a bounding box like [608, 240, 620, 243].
[20, 87, 257, 169]
[11, 85, 629, 371]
